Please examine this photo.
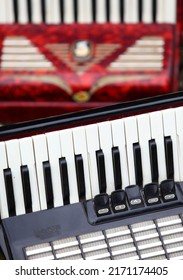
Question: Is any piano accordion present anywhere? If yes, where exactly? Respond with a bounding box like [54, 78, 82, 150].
[0, 0, 183, 123]
[1, 92, 183, 260]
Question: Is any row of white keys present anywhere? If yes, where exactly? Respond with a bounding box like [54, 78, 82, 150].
[156, 0, 166, 23]
[0, 0, 14, 23]
[124, 0, 139, 23]
[77, 0, 92, 23]
[45, 0, 61, 23]
[122, 108, 179, 186]
[156, 0, 176, 23]
[109, 0, 120, 23]
[31, 0, 42, 23]
[96, 0, 106, 23]
[64, 0, 75, 23]
[17, 0, 28, 23]
[0, 0, 7, 23]
[164, 0, 176, 24]
[142, 0, 153, 23]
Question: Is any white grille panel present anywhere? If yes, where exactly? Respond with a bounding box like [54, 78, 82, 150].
[24, 213, 183, 260]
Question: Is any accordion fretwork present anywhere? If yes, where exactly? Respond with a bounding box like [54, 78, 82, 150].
[0, 0, 182, 123]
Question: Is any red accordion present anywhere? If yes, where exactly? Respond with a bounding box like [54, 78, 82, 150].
[0, 0, 182, 123]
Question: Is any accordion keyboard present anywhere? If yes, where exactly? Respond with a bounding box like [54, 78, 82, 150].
[0, 0, 177, 24]
[1, 93, 183, 259]
[1, 106, 183, 219]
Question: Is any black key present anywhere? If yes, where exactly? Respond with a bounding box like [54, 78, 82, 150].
[43, 161, 54, 209]
[120, 0, 124, 22]
[21, 165, 32, 213]
[144, 183, 160, 205]
[112, 147, 122, 190]
[94, 193, 111, 216]
[149, 139, 159, 182]
[133, 143, 143, 187]
[96, 150, 107, 193]
[152, 0, 157, 22]
[106, 0, 110, 22]
[74, 0, 78, 22]
[111, 189, 127, 212]
[125, 185, 144, 209]
[160, 179, 177, 202]
[27, 0, 32, 22]
[13, 0, 18, 23]
[59, 157, 70, 205]
[138, 0, 143, 22]
[3, 168, 16, 217]
[164, 136, 174, 179]
[75, 154, 85, 200]
[92, 0, 96, 22]
[41, 0, 46, 22]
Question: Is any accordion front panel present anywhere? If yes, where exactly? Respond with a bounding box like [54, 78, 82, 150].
[0, 0, 181, 123]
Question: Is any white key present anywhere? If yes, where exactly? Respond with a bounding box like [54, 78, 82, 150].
[19, 137, 40, 212]
[64, 0, 74, 23]
[142, 0, 153, 23]
[77, 0, 92, 23]
[72, 127, 92, 200]
[32, 134, 49, 210]
[5, 140, 25, 215]
[46, 131, 63, 207]
[137, 114, 152, 185]
[124, 0, 139, 23]
[162, 108, 179, 181]
[0, 0, 7, 23]
[124, 116, 139, 184]
[18, 0, 28, 23]
[96, 0, 106, 23]
[175, 107, 183, 181]
[0, 143, 9, 219]
[6, 0, 14, 23]
[45, 0, 61, 23]
[109, 0, 120, 23]
[85, 124, 100, 197]
[111, 119, 129, 188]
[164, 0, 177, 23]
[31, 0, 42, 23]
[98, 121, 115, 194]
[59, 129, 79, 204]
[150, 111, 166, 182]
[156, 0, 166, 23]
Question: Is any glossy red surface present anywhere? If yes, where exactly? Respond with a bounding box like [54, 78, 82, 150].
[0, 23, 180, 123]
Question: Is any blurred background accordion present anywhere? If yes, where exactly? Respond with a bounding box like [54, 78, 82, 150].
[0, 0, 183, 123]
